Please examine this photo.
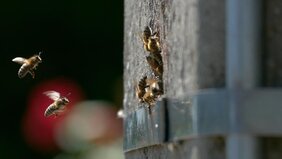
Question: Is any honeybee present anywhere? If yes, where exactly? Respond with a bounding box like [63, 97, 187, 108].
[135, 76, 147, 102]
[43, 91, 70, 117]
[136, 76, 163, 106]
[142, 88, 157, 107]
[146, 53, 163, 77]
[141, 26, 161, 53]
[141, 26, 152, 49]
[140, 26, 163, 77]
[12, 52, 42, 78]
[146, 77, 164, 98]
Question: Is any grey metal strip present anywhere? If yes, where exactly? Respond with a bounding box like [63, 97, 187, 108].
[124, 89, 282, 152]
[124, 100, 166, 152]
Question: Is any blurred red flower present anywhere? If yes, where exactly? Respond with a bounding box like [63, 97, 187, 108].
[22, 78, 85, 152]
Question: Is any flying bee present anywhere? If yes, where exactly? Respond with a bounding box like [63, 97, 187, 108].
[141, 26, 162, 53]
[12, 52, 42, 78]
[43, 91, 70, 117]
[146, 53, 163, 77]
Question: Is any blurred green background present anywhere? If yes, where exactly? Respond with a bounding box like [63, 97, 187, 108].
[0, 0, 123, 158]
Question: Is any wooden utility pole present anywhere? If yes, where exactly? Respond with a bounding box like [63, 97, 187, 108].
[123, 0, 282, 158]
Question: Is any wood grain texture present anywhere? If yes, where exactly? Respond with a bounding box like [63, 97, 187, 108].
[125, 137, 225, 159]
[124, 0, 225, 112]
[124, 0, 282, 158]
[124, 0, 225, 158]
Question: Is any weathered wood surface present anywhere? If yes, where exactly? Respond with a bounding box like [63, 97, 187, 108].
[125, 137, 225, 159]
[123, 0, 225, 115]
[124, 0, 282, 158]
[123, 0, 225, 158]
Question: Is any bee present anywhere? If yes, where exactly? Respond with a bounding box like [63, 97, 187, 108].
[142, 77, 164, 113]
[140, 26, 163, 77]
[141, 26, 161, 53]
[146, 77, 164, 98]
[136, 76, 163, 106]
[146, 53, 163, 77]
[141, 26, 152, 49]
[12, 52, 42, 78]
[143, 87, 157, 107]
[43, 91, 70, 117]
[135, 76, 147, 102]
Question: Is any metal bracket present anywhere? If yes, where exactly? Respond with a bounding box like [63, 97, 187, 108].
[124, 89, 282, 152]
[123, 101, 167, 152]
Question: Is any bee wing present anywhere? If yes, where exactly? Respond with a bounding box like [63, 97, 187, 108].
[12, 57, 27, 64]
[43, 91, 61, 101]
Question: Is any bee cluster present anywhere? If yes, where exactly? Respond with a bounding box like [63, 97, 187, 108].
[136, 26, 164, 110]
[12, 52, 70, 118]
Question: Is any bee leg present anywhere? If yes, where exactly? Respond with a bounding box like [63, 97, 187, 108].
[29, 70, 35, 78]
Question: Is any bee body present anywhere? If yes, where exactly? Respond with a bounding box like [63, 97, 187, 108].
[136, 76, 163, 106]
[140, 26, 163, 77]
[12, 52, 42, 78]
[136, 76, 147, 102]
[147, 36, 161, 53]
[44, 103, 59, 117]
[143, 89, 156, 106]
[142, 26, 152, 45]
[141, 26, 162, 54]
[146, 77, 164, 97]
[146, 53, 163, 77]
[18, 63, 30, 78]
[43, 91, 70, 117]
